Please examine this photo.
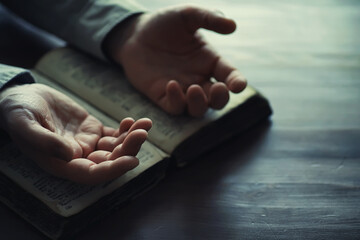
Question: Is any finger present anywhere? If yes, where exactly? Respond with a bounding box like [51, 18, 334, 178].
[158, 80, 186, 115]
[103, 126, 116, 136]
[181, 6, 236, 34]
[112, 117, 134, 137]
[98, 118, 152, 151]
[49, 156, 139, 184]
[209, 82, 230, 109]
[8, 120, 74, 162]
[75, 131, 101, 158]
[200, 80, 227, 109]
[118, 117, 135, 136]
[87, 156, 139, 183]
[74, 115, 103, 157]
[87, 150, 111, 163]
[119, 118, 152, 145]
[128, 118, 153, 132]
[201, 80, 229, 109]
[213, 57, 247, 93]
[97, 136, 119, 151]
[186, 84, 208, 117]
[105, 120, 135, 150]
[7, 121, 83, 180]
[109, 129, 148, 160]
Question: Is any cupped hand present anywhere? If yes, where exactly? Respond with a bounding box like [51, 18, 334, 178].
[0, 83, 152, 184]
[105, 5, 247, 117]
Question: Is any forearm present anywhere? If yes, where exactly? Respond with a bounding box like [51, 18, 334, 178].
[1, 0, 145, 60]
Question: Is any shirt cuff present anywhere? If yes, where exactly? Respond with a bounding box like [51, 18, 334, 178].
[0, 64, 35, 91]
[68, 2, 145, 61]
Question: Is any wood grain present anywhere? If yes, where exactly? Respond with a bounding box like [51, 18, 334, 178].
[0, 0, 359, 239]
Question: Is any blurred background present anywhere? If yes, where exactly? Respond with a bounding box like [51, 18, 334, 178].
[0, 1, 359, 239]
[136, 0, 360, 130]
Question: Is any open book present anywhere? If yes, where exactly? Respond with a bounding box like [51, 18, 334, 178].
[0, 47, 272, 239]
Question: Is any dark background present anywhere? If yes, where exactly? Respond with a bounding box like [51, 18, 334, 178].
[0, 0, 359, 239]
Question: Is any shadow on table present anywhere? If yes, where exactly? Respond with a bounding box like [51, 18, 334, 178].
[0, 5, 274, 239]
[77, 119, 272, 240]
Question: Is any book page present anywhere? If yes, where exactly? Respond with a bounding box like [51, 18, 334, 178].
[32, 71, 120, 130]
[0, 140, 165, 217]
[0, 72, 168, 217]
[35, 47, 257, 154]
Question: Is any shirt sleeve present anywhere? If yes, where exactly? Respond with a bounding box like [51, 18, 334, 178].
[0, 0, 145, 60]
[0, 64, 35, 91]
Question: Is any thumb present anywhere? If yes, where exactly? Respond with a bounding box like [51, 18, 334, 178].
[8, 119, 73, 165]
[180, 6, 236, 34]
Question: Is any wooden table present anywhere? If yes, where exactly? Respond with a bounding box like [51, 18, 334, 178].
[0, 0, 359, 239]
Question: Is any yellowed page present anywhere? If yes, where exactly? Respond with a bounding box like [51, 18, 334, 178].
[0, 71, 168, 217]
[35, 47, 257, 154]
[0, 140, 165, 217]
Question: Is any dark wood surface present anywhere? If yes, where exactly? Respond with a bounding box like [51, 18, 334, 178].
[1, 0, 359, 239]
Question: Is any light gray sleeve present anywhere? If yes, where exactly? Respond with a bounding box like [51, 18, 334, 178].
[0, 64, 35, 90]
[1, 0, 145, 60]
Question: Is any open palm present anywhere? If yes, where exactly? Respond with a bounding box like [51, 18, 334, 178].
[0, 84, 151, 184]
[106, 6, 247, 117]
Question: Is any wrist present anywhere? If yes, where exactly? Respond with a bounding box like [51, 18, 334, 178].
[0, 84, 18, 130]
[103, 13, 143, 66]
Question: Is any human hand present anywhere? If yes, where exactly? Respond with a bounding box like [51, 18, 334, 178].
[105, 5, 247, 117]
[0, 84, 152, 184]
